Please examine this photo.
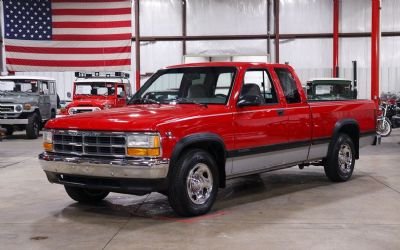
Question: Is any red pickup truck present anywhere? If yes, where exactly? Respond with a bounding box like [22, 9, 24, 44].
[58, 72, 132, 116]
[39, 62, 377, 216]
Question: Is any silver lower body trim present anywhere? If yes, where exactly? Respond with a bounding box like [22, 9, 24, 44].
[39, 152, 170, 179]
[0, 118, 28, 125]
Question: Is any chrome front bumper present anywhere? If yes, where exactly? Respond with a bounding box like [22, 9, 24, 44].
[39, 152, 170, 179]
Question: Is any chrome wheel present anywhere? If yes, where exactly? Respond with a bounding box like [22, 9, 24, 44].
[377, 118, 391, 137]
[186, 163, 213, 205]
[338, 143, 353, 173]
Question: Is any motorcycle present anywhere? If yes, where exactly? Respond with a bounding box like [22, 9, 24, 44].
[377, 93, 400, 137]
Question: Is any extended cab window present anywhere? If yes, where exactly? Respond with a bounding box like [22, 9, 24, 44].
[274, 68, 301, 104]
[242, 69, 278, 104]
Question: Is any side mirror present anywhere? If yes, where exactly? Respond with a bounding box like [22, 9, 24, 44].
[67, 92, 71, 99]
[237, 95, 262, 107]
[119, 91, 126, 98]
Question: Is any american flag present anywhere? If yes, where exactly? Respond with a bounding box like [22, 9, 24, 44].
[3, 0, 132, 72]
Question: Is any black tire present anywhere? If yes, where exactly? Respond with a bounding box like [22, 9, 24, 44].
[25, 113, 40, 139]
[377, 117, 392, 137]
[168, 149, 219, 217]
[324, 133, 356, 182]
[4, 126, 14, 136]
[51, 109, 56, 119]
[64, 186, 109, 203]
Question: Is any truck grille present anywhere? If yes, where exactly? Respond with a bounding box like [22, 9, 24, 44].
[0, 105, 14, 113]
[52, 131, 126, 157]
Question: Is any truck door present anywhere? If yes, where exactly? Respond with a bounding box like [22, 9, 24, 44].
[232, 68, 288, 175]
[38, 81, 51, 119]
[273, 67, 312, 163]
[116, 85, 127, 107]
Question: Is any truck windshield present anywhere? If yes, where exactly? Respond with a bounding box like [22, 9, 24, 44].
[0, 80, 38, 93]
[307, 82, 354, 101]
[132, 67, 236, 105]
[75, 82, 116, 96]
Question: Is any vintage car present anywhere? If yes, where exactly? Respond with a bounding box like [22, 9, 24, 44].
[58, 72, 132, 116]
[305, 78, 357, 101]
[39, 62, 377, 216]
[0, 76, 58, 139]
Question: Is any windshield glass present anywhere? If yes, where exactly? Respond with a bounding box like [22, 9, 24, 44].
[307, 82, 354, 101]
[132, 67, 236, 105]
[0, 79, 39, 93]
[75, 82, 116, 96]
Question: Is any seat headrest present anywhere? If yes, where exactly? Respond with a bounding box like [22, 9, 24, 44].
[187, 84, 207, 98]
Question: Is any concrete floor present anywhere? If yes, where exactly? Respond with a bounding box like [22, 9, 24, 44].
[0, 131, 400, 250]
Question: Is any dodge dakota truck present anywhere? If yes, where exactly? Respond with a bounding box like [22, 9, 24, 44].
[39, 62, 377, 217]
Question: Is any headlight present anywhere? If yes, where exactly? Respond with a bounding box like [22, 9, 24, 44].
[42, 131, 53, 151]
[23, 104, 32, 110]
[126, 134, 161, 157]
[15, 104, 23, 112]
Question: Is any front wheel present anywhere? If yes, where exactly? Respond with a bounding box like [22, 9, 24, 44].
[4, 126, 14, 136]
[64, 186, 109, 203]
[377, 117, 392, 137]
[324, 134, 356, 182]
[168, 149, 219, 217]
[26, 113, 40, 139]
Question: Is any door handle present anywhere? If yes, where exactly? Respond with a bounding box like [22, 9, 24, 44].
[277, 109, 285, 116]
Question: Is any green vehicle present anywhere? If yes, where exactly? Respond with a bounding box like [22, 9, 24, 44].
[305, 78, 357, 101]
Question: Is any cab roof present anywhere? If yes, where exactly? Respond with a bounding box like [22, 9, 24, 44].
[166, 62, 287, 69]
[0, 76, 55, 81]
[75, 78, 130, 84]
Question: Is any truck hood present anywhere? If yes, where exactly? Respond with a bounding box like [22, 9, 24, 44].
[46, 104, 213, 131]
[67, 99, 112, 108]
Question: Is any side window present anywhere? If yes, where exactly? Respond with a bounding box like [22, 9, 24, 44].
[215, 72, 233, 96]
[243, 69, 278, 104]
[49, 82, 56, 94]
[40, 81, 49, 94]
[274, 68, 301, 104]
[117, 86, 125, 98]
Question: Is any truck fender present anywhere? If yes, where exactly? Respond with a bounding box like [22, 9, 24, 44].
[329, 119, 360, 159]
[170, 133, 227, 188]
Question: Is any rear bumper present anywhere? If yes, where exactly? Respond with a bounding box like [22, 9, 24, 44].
[0, 119, 28, 125]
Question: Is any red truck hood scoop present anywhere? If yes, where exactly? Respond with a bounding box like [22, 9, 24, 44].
[46, 104, 210, 131]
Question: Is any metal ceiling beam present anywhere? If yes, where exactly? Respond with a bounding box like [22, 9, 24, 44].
[131, 32, 400, 42]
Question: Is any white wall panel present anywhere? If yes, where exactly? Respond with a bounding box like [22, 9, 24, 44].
[140, 0, 182, 36]
[140, 41, 182, 75]
[279, 0, 332, 34]
[186, 40, 268, 56]
[187, 0, 267, 35]
[279, 38, 332, 69]
[340, 0, 371, 33]
[381, 0, 400, 32]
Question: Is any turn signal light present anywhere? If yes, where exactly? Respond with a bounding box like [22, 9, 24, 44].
[127, 148, 160, 157]
[43, 142, 53, 151]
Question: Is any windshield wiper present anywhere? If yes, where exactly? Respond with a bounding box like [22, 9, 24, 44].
[129, 97, 161, 105]
[173, 97, 207, 108]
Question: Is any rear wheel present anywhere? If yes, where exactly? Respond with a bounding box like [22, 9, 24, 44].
[64, 186, 109, 203]
[377, 117, 392, 137]
[168, 149, 219, 217]
[4, 126, 14, 136]
[26, 113, 40, 139]
[324, 134, 356, 182]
